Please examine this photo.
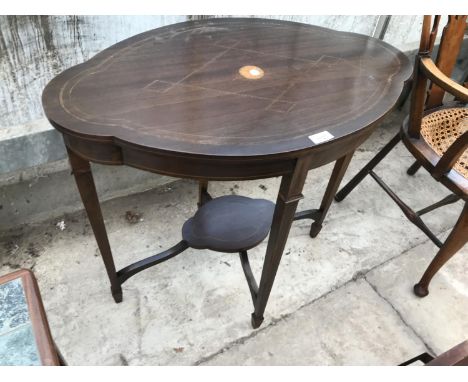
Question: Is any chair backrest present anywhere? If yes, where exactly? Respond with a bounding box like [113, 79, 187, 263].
[408, 15, 468, 138]
[425, 16, 467, 108]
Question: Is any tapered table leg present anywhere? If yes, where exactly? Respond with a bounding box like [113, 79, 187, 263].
[309, 151, 355, 237]
[66, 147, 122, 302]
[252, 157, 310, 328]
[198, 180, 211, 208]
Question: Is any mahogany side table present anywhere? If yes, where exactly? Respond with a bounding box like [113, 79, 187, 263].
[42, 18, 412, 328]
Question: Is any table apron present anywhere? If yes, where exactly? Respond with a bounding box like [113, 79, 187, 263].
[63, 128, 372, 181]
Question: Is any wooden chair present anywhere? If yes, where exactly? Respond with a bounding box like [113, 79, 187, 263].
[335, 15, 468, 297]
[400, 340, 468, 366]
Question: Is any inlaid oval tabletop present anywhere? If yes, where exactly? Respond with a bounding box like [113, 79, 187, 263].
[42, 18, 412, 157]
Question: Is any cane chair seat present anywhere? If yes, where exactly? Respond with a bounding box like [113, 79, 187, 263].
[336, 15, 468, 299]
[420, 107, 468, 178]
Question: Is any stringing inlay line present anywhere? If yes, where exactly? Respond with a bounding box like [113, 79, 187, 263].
[264, 82, 297, 113]
[55, 20, 405, 143]
[161, 40, 241, 94]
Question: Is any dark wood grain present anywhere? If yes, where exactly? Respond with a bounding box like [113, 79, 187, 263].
[42, 18, 412, 326]
[67, 147, 122, 302]
[401, 340, 468, 366]
[253, 155, 311, 328]
[425, 15, 467, 109]
[182, 195, 275, 252]
[426, 340, 468, 366]
[43, 18, 411, 163]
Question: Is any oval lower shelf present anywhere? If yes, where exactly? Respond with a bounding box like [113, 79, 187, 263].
[182, 195, 275, 253]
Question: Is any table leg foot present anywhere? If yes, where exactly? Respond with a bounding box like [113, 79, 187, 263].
[111, 286, 123, 303]
[413, 283, 429, 298]
[251, 313, 264, 329]
[309, 222, 323, 238]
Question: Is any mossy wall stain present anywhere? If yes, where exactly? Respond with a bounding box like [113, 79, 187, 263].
[0, 15, 187, 128]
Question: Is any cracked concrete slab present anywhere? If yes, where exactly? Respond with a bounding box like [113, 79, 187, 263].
[0, 108, 466, 365]
[366, 236, 468, 356]
[46, 288, 141, 365]
[202, 279, 427, 365]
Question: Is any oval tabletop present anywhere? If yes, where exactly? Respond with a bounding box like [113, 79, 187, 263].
[42, 18, 412, 158]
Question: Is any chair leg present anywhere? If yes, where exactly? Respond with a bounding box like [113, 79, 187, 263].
[335, 132, 401, 202]
[414, 202, 468, 297]
[407, 161, 421, 176]
[369, 170, 443, 248]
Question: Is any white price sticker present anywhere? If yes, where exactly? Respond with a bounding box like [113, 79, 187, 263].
[308, 131, 334, 144]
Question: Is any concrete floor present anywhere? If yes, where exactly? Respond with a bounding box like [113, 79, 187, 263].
[0, 108, 467, 365]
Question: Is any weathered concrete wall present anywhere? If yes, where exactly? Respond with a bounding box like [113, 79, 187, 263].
[0, 15, 187, 129]
[212, 15, 427, 47]
[213, 15, 382, 35]
[384, 16, 431, 51]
